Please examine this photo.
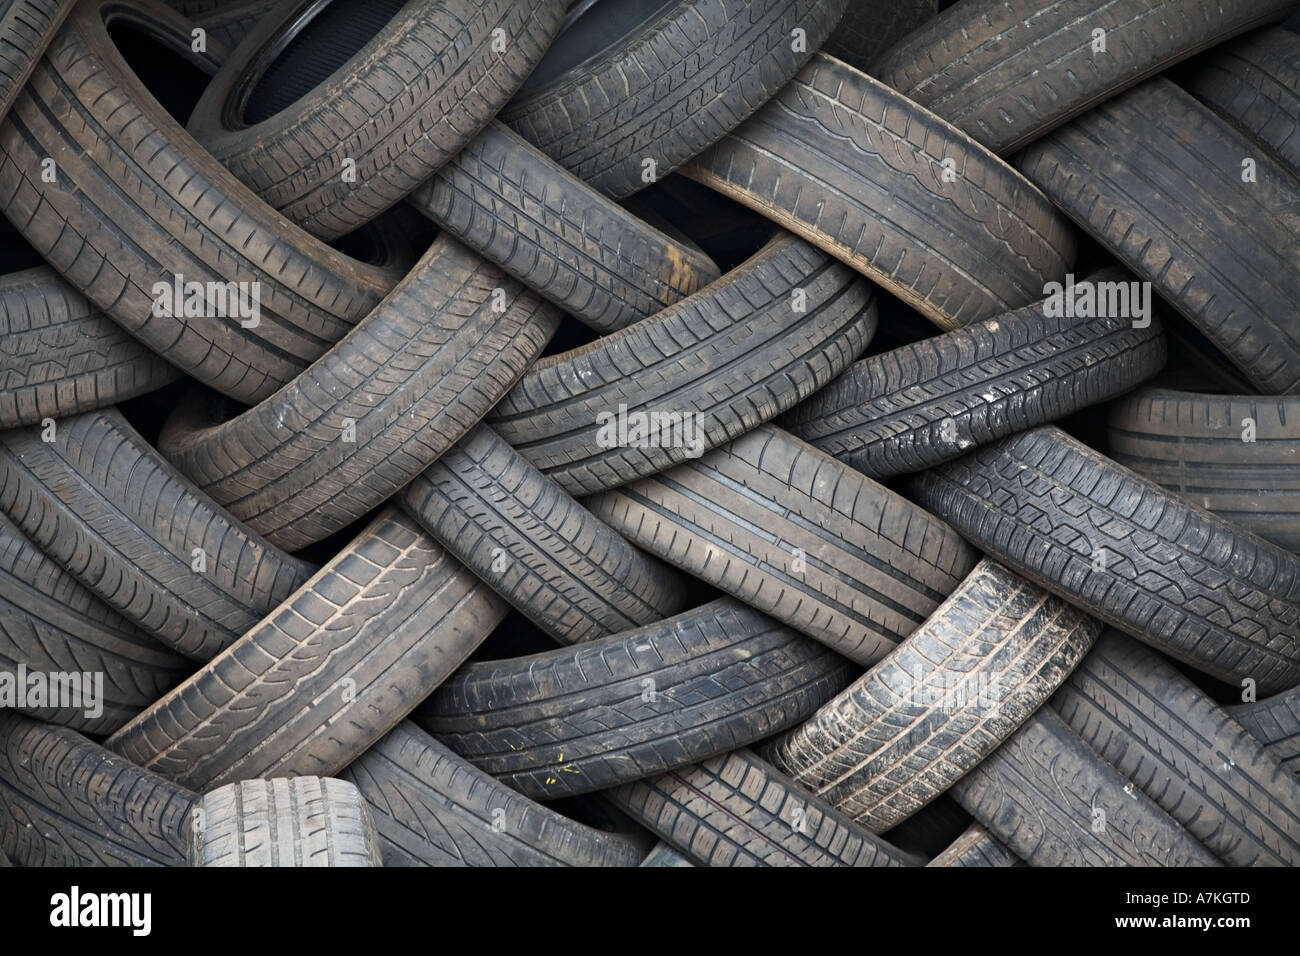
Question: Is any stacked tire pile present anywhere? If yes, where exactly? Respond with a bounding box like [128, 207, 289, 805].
[0, 0, 1297, 869]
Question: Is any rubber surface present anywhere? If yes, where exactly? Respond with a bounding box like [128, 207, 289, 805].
[0, 0, 74, 121]
[928, 822, 1021, 867]
[1232, 687, 1300, 779]
[820, 0, 937, 70]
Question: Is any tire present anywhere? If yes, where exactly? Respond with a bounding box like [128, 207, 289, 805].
[610, 748, 922, 867]
[0, 0, 74, 122]
[187, 0, 568, 239]
[191, 0, 276, 53]
[682, 53, 1077, 331]
[0, 267, 177, 428]
[641, 842, 694, 867]
[407, 121, 720, 335]
[0, 408, 314, 661]
[820, 0, 937, 71]
[1053, 630, 1300, 867]
[0, 712, 193, 866]
[401, 424, 689, 646]
[948, 707, 1220, 867]
[487, 234, 878, 496]
[190, 777, 382, 867]
[502, 0, 848, 199]
[872, 0, 1295, 155]
[0, 0, 401, 406]
[1108, 388, 1300, 553]
[588, 424, 978, 665]
[768, 559, 1099, 830]
[782, 271, 1167, 479]
[910, 425, 1300, 694]
[0, 512, 190, 735]
[1231, 687, 1300, 779]
[1184, 27, 1300, 176]
[1017, 78, 1300, 394]
[928, 822, 1021, 867]
[416, 597, 856, 799]
[106, 508, 507, 791]
[156, 235, 560, 552]
[340, 721, 647, 867]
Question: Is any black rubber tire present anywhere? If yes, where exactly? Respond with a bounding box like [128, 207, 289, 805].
[949, 707, 1221, 867]
[190, 0, 276, 53]
[487, 234, 878, 496]
[407, 121, 720, 335]
[156, 235, 560, 552]
[641, 841, 694, 866]
[0, 712, 194, 866]
[1231, 687, 1300, 779]
[0, 266, 176, 428]
[610, 748, 922, 867]
[769, 559, 1099, 830]
[502, 0, 848, 199]
[928, 822, 1021, 867]
[341, 721, 647, 867]
[588, 424, 978, 665]
[106, 508, 507, 791]
[401, 423, 688, 646]
[910, 425, 1300, 694]
[1017, 78, 1300, 395]
[871, 0, 1296, 155]
[1054, 629, 1300, 867]
[416, 597, 855, 800]
[820, 0, 937, 71]
[0, 0, 74, 121]
[682, 53, 1077, 331]
[0, 408, 314, 661]
[782, 271, 1167, 479]
[0, 0, 401, 406]
[0, 512, 190, 735]
[190, 777, 383, 867]
[1183, 26, 1300, 176]
[1108, 388, 1300, 553]
[187, 0, 568, 239]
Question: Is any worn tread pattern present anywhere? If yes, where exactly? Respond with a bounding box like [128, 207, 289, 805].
[928, 821, 1021, 867]
[683, 53, 1076, 330]
[589, 424, 977, 665]
[641, 841, 694, 866]
[1231, 687, 1300, 779]
[417, 598, 855, 799]
[820, 0, 937, 71]
[0, 0, 74, 122]
[911, 425, 1300, 694]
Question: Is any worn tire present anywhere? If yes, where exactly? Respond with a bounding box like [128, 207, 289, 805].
[0, 408, 314, 660]
[820, 0, 937, 70]
[589, 424, 978, 665]
[928, 822, 1021, 867]
[488, 234, 877, 496]
[188, 0, 568, 239]
[1017, 78, 1300, 394]
[407, 121, 720, 334]
[157, 235, 560, 552]
[641, 841, 694, 867]
[417, 598, 855, 800]
[872, 0, 1295, 154]
[1108, 388, 1300, 553]
[502, 0, 847, 199]
[683, 53, 1076, 331]
[0, 0, 74, 122]
[911, 425, 1300, 694]
[1231, 687, 1300, 779]
[783, 272, 1167, 479]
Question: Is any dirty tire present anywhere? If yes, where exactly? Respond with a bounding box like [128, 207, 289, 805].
[610, 748, 922, 867]
[950, 708, 1219, 867]
[0, 713, 193, 866]
[0, 267, 177, 428]
[503, 0, 848, 199]
[769, 559, 1099, 830]
[683, 53, 1076, 330]
[488, 234, 878, 496]
[401, 423, 688, 646]
[911, 425, 1300, 694]
[188, 0, 567, 239]
[0, 0, 74, 121]
[1231, 687, 1300, 779]
[1054, 629, 1300, 867]
[0, 408, 314, 661]
[0, 0, 399, 405]
[641, 842, 694, 867]
[341, 721, 646, 867]
[1018, 78, 1300, 394]
[0, 512, 190, 735]
[589, 424, 978, 665]
[107, 508, 507, 790]
[1108, 388, 1300, 553]
[872, 0, 1295, 154]
[408, 121, 720, 334]
[820, 0, 937, 70]
[782, 273, 1167, 478]
[928, 822, 1021, 867]
[157, 236, 560, 552]
[417, 598, 855, 799]
[190, 777, 382, 867]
